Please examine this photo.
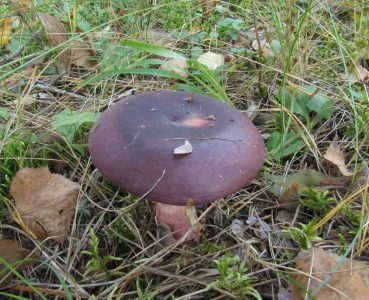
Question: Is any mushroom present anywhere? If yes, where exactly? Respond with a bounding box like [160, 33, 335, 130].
[89, 90, 265, 242]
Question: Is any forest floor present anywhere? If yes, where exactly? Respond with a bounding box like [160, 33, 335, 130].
[1, 1, 369, 299]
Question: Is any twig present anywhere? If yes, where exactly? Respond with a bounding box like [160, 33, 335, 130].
[33, 83, 89, 101]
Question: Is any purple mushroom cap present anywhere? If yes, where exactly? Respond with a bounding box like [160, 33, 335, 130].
[89, 90, 265, 206]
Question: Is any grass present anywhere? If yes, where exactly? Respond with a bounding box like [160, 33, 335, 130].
[1, 0, 369, 298]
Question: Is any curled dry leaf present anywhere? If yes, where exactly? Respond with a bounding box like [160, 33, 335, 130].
[0, 240, 33, 278]
[290, 248, 369, 300]
[10, 167, 80, 243]
[160, 58, 188, 78]
[174, 140, 193, 155]
[197, 51, 224, 70]
[323, 138, 354, 176]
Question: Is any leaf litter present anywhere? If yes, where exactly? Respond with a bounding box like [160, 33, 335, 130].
[37, 13, 97, 74]
[324, 137, 354, 176]
[0, 240, 34, 279]
[10, 167, 80, 243]
[289, 248, 369, 299]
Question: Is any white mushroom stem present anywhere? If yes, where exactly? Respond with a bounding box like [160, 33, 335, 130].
[155, 202, 201, 242]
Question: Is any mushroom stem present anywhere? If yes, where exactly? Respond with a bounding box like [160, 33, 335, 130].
[155, 202, 201, 243]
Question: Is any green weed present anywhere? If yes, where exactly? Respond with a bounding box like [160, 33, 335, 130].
[208, 255, 261, 299]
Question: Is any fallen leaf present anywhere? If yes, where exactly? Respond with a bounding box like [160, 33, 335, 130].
[10, 167, 80, 243]
[160, 58, 188, 78]
[174, 140, 193, 155]
[197, 51, 224, 70]
[251, 39, 274, 57]
[340, 64, 369, 84]
[278, 181, 302, 205]
[38, 13, 72, 75]
[230, 219, 246, 238]
[71, 42, 97, 70]
[0, 240, 32, 279]
[0, 18, 12, 46]
[323, 138, 354, 176]
[12, 95, 36, 107]
[290, 248, 369, 300]
[11, 0, 31, 12]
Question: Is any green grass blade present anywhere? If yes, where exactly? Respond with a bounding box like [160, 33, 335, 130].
[122, 40, 186, 59]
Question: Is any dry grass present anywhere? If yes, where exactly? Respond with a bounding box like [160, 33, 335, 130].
[1, 0, 369, 299]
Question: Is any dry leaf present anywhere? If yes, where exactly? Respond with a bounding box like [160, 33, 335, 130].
[251, 39, 274, 57]
[230, 219, 246, 238]
[38, 13, 72, 75]
[197, 51, 224, 70]
[341, 64, 369, 84]
[278, 181, 302, 205]
[12, 0, 31, 12]
[71, 43, 97, 70]
[0, 240, 32, 278]
[12, 95, 36, 107]
[323, 138, 354, 176]
[290, 248, 369, 300]
[160, 58, 188, 78]
[0, 18, 12, 46]
[174, 140, 193, 155]
[10, 167, 80, 243]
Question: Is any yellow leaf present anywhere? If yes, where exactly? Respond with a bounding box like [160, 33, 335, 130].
[0, 18, 12, 46]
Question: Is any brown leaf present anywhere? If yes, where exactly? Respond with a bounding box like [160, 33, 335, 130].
[0, 18, 12, 46]
[11, 0, 31, 12]
[0, 240, 32, 278]
[323, 138, 354, 176]
[10, 167, 80, 243]
[71, 43, 97, 70]
[278, 181, 302, 204]
[341, 64, 369, 84]
[290, 248, 369, 300]
[38, 13, 72, 75]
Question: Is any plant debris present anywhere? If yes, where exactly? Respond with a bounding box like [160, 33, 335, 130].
[10, 167, 80, 243]
[323, 138, 354, 176]
[289, 248, 369, 299]
[173, 139, 193, 155]
[0, 239, 33, 279]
